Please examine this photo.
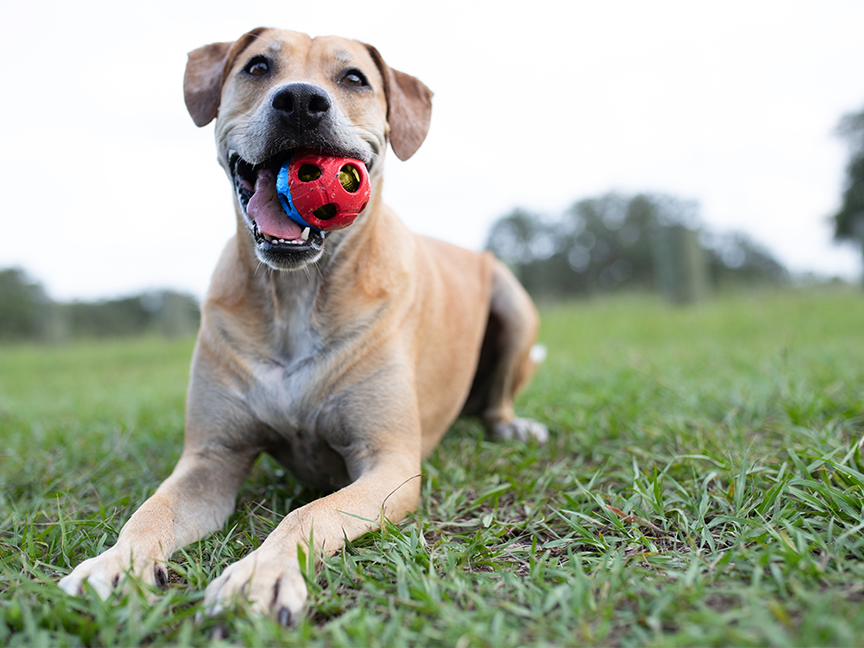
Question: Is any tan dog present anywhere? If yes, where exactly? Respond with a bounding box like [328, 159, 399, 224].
[59, 28, 547, 623]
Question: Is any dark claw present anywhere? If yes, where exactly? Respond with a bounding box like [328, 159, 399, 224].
[111, 574, 120, 588]
[277, 606, 293, 627]
[272, 578, 281, 606]
[154, 565, 168, 588]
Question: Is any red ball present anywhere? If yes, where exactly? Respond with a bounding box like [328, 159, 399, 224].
[287, 152, 370, 231]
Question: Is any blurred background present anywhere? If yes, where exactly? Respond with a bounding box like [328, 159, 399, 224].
[1, 0, 863, 341]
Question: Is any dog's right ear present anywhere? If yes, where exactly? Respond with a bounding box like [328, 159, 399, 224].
[184, 27, 270, 127]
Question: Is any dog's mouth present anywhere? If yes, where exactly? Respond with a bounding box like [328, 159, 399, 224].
[229, 150, 327, 261]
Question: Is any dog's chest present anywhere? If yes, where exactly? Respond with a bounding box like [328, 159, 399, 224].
[245, 320, 353, 492]
[246, 283, 322, 421]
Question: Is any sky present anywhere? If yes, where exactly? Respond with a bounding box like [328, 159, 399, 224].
[1, 0, 863, 301]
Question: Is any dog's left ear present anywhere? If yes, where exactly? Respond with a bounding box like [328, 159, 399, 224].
[184, 27, 270, 127]
[365, 45, 434, 161]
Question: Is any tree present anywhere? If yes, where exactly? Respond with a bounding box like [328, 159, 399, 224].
[831, 107, 864, 275]
[702, 231, 789, 287]
[484, 209, 558, 296]
[0, 268, 49, 340]
[484, 209, 541, 270]
[64, 291, 200, 338]
[486, 193, 704, 298]
[0, 270, 200, 342]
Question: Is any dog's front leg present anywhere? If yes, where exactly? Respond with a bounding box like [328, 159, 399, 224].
[59, 448, 254, 598]
[202, 445, 421, 625]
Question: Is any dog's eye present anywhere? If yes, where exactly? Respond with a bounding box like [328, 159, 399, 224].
[340, 69, 368, 88]
[244, 56, 270, 77]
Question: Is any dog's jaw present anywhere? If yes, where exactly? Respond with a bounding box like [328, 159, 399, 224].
[226, 145, 379, 271]
[228, 149, 330, 270]
[219, 103, 381, 271]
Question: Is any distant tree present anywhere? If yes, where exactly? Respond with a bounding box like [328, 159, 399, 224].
[485, 210, 540, 266]
[0, 268, 49, 340]
[484, 208, 550, 294]
[64, 291, 199, 338]
[701, 231, 789, 287]
[142, 290, 200, 337]
[831, 107, 864, 275]
[485, 192, 788, 300]
[486, 193, 702, 298]
[0, 270, 200, 343]
[561, 193, 694, 292]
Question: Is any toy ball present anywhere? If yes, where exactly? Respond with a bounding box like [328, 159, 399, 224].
[276, 152, 370, 232]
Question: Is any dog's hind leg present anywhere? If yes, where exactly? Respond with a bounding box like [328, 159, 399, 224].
[461, 260, 549, 443]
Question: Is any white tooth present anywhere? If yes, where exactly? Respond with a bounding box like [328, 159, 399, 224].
[278, 239, 286, 244]
[301, 227, 310, 241]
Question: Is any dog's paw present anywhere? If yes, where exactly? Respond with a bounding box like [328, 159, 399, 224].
[492, 417, 549, 444]
[203, 548, 307, 625]
[59, 545, 167, 599]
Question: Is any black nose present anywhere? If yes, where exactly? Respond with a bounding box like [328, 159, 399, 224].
[271, 83, 332, 131]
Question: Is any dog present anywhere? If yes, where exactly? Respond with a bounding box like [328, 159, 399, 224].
[59, 27, 547, 624]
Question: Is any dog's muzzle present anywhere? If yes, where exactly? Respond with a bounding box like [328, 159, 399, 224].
[226, 83, 375, 269]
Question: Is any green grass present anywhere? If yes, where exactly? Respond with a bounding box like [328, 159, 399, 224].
[2, 288, 864, 647]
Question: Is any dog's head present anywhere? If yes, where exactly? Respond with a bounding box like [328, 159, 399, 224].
[183, 28, 433, 270]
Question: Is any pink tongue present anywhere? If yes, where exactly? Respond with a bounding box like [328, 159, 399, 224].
[247, 168, 303, 240]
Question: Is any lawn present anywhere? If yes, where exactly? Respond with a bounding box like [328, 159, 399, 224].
[1, 288, 863, 647]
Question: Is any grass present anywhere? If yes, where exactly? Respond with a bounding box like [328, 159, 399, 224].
[2, 287, 864, 646]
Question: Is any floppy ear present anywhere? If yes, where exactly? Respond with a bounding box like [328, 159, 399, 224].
[184, 27, 270, 127]
[365, 45, 433, 161]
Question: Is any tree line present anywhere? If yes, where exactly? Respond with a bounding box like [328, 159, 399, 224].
[485, 191, 788, 300]
[0, 268, 199, 343]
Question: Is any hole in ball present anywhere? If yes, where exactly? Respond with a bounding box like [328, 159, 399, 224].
[298, 164, 322, 182]
[313, 204, 337, 220]
[339, 165, 361, 193]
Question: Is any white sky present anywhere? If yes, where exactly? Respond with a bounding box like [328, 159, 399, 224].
[1, 0, 862, 300]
